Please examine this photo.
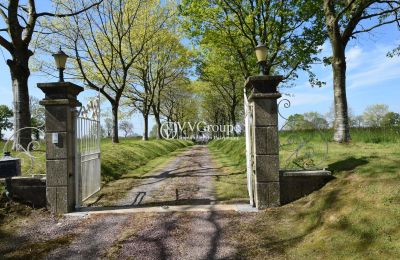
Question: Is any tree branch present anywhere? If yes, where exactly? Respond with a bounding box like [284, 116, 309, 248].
[36, 0, 103, 18]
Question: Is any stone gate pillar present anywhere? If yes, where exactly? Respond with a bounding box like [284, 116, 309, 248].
[245, 75, 283, 209]
[38, 82, 83, 213]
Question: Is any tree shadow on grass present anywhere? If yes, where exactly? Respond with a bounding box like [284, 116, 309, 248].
[328, 156, 369, 173]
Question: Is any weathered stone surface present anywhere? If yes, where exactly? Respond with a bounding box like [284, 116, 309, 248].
[255, 182, 280, 209]
[255, 182, 268, 209]
[1, 177, 46, 207]
[39, 81, 82, 214]
[46, 186, 57, 212]
[255, 155, 279, 182]
[44, 105, 69, 132]
[280, 170, 334, 205]
[252, 99, 278, 126]
[254, 127, 279, 155]
[46, 160, 68, 186]
[45, 132, 67, 160]
[244, 75, 283, 93]
[268, 182, 280, 207]
[56, 186, 71, 213]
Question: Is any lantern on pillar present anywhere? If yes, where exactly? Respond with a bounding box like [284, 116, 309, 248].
[255, 43, 268, 76]
[52, 47, 69, 82]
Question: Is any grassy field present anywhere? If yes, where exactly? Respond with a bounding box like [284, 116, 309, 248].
[209, 135, 400, 258]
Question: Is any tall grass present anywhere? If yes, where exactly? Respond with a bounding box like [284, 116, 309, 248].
[280, 127, 400, 143]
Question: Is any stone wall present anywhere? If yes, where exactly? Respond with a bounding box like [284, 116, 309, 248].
[280, 170, 334, 205]
[1, 176, 46, 208]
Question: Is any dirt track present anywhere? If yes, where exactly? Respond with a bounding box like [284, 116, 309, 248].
[0, 145, 256, 259]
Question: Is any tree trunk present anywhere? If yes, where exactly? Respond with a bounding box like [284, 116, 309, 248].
[143, 113, 149, 140]
[152, 104, 162, 139]
[230, 105, 237, 136]
[112, 104, 119, 143]
[8, 57, 32, 150]
[331, 47, 350, 142]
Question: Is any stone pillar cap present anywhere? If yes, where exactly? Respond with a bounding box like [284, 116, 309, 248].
[245, 75, 283, 94]
[37, 82, 84, 101]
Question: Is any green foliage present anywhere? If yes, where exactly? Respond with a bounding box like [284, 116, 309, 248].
[180, 0, 326, 82]
[363, 104, 389, 127]
[382, 112, 400, 127]
[0, 105, 13, 139]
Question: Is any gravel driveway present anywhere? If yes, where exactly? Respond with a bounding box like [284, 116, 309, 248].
[1, 145, 256, 259]
[116, 145, 219, 207]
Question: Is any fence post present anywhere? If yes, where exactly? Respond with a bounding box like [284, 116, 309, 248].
[38, 82, 83, 214]
[245, 75, 283, 209]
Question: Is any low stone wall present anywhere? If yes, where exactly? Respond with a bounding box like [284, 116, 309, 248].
[1, 176, 46, 208]
[280, 170, 334, 205]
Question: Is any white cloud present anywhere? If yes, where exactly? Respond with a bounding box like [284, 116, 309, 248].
[347, 44, 400, 89]
[346, 46, 364, 70]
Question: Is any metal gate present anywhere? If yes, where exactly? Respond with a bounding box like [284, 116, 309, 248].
[75, 96, 101, 207]
[244, 89, 255, 206]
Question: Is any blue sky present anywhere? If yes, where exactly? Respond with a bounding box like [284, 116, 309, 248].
[0, 1, 399, 136]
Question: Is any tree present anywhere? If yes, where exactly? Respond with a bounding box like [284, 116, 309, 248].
[197, 46, 243, 133]
[180, 0, 326, 80]
[0, 0, 101, 148]
[363, 104, 389, 127]
[0, 104, 13, 140]
[303, 112, 329, 129]
[40, 0, 170, 143]
[322, 0, 400, 142]
[381, 112, 400, 127]
[30, 96, 45, 140]
[350, 115, 365, 128]
[124, 25, 190, 140]
[284, 114, 313, 131]
[103, 117, 113, 138]
[119, 120, 134, 137]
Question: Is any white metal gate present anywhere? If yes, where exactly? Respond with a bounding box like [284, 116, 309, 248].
[75, 96, 101, 207]
[244, 89, 255, 206]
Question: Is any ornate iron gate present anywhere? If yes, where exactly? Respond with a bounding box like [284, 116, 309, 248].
[75, 96, 101, 206]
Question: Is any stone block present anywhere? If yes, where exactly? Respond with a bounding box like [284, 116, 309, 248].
[252, 99, 278, 126]
[255, 155, 279, 182]
[46, 186, 57, 212]
[268, 182, 280, 207]
[46, 132, 67, 160]
[255, 182, 280, 209]
[254, 127, 279, 155]
[45, 106, 69, 132]
[46, 160, 68, 186]
[56, 186, 71, 213]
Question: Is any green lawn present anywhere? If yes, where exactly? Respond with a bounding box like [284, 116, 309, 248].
[209, 137, 400, 258]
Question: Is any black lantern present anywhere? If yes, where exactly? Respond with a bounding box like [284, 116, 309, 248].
[52, 47, 69, 82]
[255, 43, 268, 76]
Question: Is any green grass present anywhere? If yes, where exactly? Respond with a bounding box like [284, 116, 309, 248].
[280, 126, 400, 143]
[100, 138, 193, 182]
[0, 138, 192, 181]
[209, 137, 400, 258]
[85, 146, 193, 205]
[208, 138, 248, 201]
